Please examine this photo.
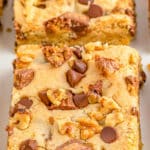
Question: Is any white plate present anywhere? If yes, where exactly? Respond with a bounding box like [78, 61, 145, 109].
[0, 0, 150, 149]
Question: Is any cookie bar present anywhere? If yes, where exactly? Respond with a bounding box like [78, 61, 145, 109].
[14, 0, 136, 46]
[7, 42, 143, 150]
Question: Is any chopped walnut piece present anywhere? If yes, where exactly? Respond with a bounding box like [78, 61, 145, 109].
[58, 121, 79, 138]
[99, 97, 120, 115]
[14, 69, 34, 90]
[77, 117, 102, 140]
[42, 46, 72, 67]
[39, 89, 76, 110]
[88, 111, 104, 121]
[47, 89, 68, 106]
[89, 80, 103, 95]
[105, 111, 124, 127]
[125, 76, 139, 95]
[56, 139, 92, 150]
[20, 139, 38, 150]
[13, 59, 30, 69]
[80, 129, 95, 140]
[14, 21, 26, 40]
[95, 57, 119, 76]
[12, 112, 31, 130]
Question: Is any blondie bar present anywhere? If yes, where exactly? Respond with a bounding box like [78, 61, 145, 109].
[7, 42, 143, 150]
[14, 0, 136, 46]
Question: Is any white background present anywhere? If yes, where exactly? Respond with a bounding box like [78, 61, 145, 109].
[0, 0, 150, 149]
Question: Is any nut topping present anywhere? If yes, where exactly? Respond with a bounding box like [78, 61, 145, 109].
[66, 69, 85, 87]
[72, 60, 88, 74]
[125, 76, 139, 95]
[73, 92, 88, 108]
[88, 4, 103, 18]
[95, 57, 119, 76]
[100, 127, 118, 143]
[56, 139, 92, 150]
[39, 89, 77, 110]
[13, 112, 31, 130]
[20, 139, 38, 150]
[14, 69, 34, 90]
[89, 80, 103, 95]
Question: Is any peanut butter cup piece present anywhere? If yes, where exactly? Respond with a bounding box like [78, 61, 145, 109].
[14, 69, 34, 90]
[56, 139, 92, 150]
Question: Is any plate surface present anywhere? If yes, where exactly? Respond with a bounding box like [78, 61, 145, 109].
[0, 0, 150, 149]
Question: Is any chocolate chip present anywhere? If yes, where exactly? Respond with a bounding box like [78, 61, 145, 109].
[66, 69, 85, 87]
[88, 4, 103, 18]
[72, 60, 87, 74]
[72, 46, 83, 59]
[78, 0, 94, 5]
[39, 89, 51, 106]
[20, 139, 38, 150]
[89, 80, 103, 95]
[100, 127, 118, 143]
[73, 92, 88, 108]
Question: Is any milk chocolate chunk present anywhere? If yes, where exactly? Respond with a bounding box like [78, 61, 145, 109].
[88, 4, 103, 18]
[73, 92, 88, 108]
[101, 127, 118, 143]
[72, 60, 87, 74]
[66, 69, 85, 87]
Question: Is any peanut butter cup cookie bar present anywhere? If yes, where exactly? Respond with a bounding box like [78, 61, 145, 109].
[7, 42, 143, 150]
[14, 0, 136, 46]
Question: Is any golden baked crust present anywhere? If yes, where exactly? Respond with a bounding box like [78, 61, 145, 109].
[14, 0, 136, 46]
[7, 42, 142, 150]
